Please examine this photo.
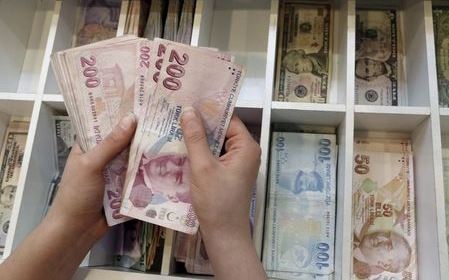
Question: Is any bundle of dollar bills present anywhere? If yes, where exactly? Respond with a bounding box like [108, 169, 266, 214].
[0, 118, 29, 255]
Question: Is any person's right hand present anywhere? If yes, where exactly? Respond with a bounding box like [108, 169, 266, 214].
[181, 107, 261, 244]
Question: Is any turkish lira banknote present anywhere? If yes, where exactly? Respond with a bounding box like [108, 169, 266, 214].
[433, 8, 449, 107]
[355, 9, 405, 106]
[264, 132, 337, 277]
[120, 40, 244, 234]
[275, 3, 331, 103]
[51, 36, 148, 226]
[0, 119, 29, 255]
[73, 0, 121, 47]
[352, 140, 417, 279]
[176, 0, 195, 44]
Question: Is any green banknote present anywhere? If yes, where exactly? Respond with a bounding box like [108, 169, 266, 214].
[433, 8, 449, 107]
[275, 3, 331, 103]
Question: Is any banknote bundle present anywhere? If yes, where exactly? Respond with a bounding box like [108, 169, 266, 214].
[115, 220, 165, 272]
[73, 0, 122, 47]
[263, 132, 337, 280]
[352, 138, 417, 279]
[433, 8, 449, 107]
[275, 2, 332, 103]
[43, 116, 76, 216]
[125, 0, 196, 44]
[0, 118, 29, 255]
[51, 36, 244, 233]
[355, 9, 406, 106]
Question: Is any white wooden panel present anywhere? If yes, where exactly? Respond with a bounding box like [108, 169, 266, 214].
[8, 102, 57, 252]
[0, 0, 38, 92]
[354, 106, 430, 132]
[43, 0, 81, 94]
[202, 0, 270, 106]
[271, 102, 345, 126]
[411, 118, 441, 280]
[254, 0, 279, 257]
[16, 0, 55, 94]
[74, 267, 209, 280]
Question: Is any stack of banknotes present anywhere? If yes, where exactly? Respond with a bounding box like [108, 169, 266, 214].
[115, 220, 165, 272]
[43, 116, 76, 216]
[352, 138, 417, 279]
[51, 36, 244, 233]
[73, 0, 122, 47]
[355, 9, 406, 106]
[125, 0, 195, 44]
[0, 118, 29, 255]
[433, 8, 449, 107]
[275, 2, 332, 103]
[263, 132, 338, 280]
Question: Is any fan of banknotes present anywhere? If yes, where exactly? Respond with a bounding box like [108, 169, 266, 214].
[124, 0, 195, 44]
[352, 138, 417, 279]
[51, 36, 244, 234]
[0, 118, 29, 256]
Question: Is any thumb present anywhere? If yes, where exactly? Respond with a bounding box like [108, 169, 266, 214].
[86, 113, 137, 169]
[181, 107, 214, 167]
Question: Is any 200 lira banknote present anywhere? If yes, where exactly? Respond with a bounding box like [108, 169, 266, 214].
[433, 8, 449, 107]
[352, 141, 417, 279]
[275, 3, 332, 103]
[120, 41, 244, 234]
[264, 132, 337, 277]
[355, 9, 405, 106]
[51, 37, 149, 226]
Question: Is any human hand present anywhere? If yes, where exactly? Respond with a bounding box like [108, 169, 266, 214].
[181, 108, 261, 242]
[47, 113, 137, 240]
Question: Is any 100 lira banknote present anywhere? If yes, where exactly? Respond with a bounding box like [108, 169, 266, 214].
[264, 132, 337, 277]
[355, 10, 405, 106]
[352, 142, 417, 279]
[275, 3, 331, 103]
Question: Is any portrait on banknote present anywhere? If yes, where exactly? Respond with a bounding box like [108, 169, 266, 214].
[275, 3, 331, 103]
[352, 150, 417, 279]
[278, 168, 325, 195]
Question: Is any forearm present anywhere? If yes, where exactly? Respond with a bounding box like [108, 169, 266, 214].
[0, 212, 99, 280]
[201, 225, 266, 280]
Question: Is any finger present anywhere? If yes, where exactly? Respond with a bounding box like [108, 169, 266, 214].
[71, 142, 84, 156]
[181, 107, 214, 166]
[85, 113, 137, 169]
[226, 115, 253, 141]
[224, 116, 255, 152]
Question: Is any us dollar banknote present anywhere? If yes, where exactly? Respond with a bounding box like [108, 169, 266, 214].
[433, 8, 449, 107]
[264, 132, 337, 277]
[0, 119, 29, 254]
[53, 116, 75, 176]
[352, 141, 417, 279]
[355, 9, 405, 106]
[275, 3, 331, 103]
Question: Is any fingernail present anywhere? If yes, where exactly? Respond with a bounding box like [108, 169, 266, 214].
[182, 106, 197, 123]
[119, 112, 136, 130]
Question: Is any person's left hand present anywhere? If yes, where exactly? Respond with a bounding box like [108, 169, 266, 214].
[47, 113, 137, 240]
